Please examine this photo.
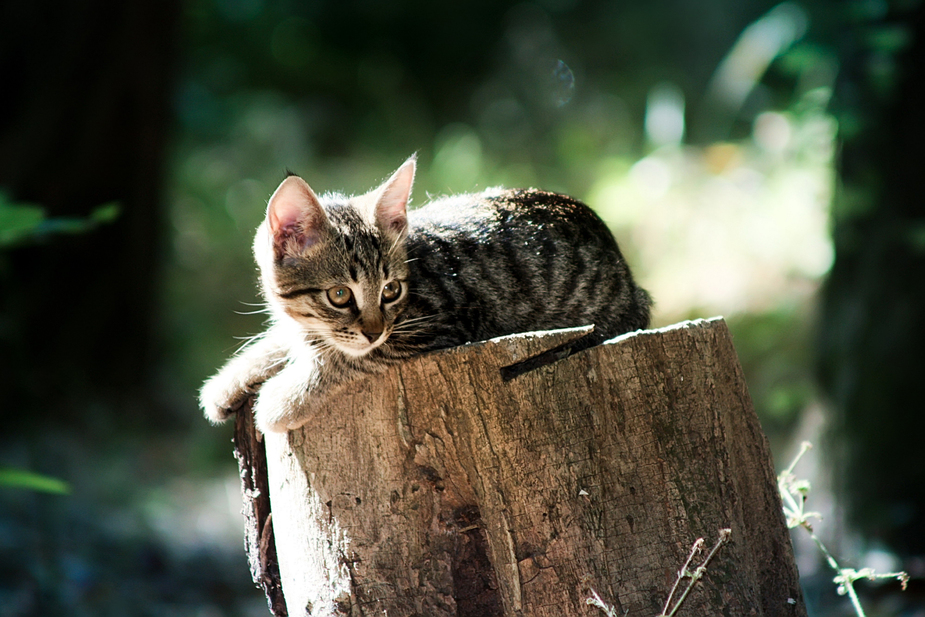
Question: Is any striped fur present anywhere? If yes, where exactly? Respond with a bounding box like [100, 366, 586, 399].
[200, 157, 651, 433]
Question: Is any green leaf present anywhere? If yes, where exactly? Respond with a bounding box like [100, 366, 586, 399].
[90, 202, 121, 223]
[0, 201, 47, 247]
[0, 189, 121, 247]
[0, 468, 71, 494]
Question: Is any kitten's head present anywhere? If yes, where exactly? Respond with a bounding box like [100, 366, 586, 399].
[254, 156, 416, 357]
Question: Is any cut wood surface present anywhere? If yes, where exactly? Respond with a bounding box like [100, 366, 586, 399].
[233, 317, 806, 617]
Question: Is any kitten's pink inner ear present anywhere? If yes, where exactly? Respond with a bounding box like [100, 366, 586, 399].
[375, 156, 415, 234]
[267, 176, 326, 256]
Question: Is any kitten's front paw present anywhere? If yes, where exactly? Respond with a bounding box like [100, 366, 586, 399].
[200, 373, 257, 424]
[252, 375, 308, 434]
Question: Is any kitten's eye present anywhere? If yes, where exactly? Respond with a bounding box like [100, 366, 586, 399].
[327, 286, 353, 307]
[381, 281, 402, 303]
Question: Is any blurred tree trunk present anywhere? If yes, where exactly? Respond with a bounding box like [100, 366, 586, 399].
[0, 0, 179, 423]
[236, 320, 805, 617]
[819, 5, 925, 555]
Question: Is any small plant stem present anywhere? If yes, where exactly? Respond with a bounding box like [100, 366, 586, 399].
[783, 441, 813, 477]
[659, 538, 703, 616]
[585, 588, 620, 617]
[778, 441, 909, 617]
[844, 579, 867, 617]
[659, 529, 731, 617]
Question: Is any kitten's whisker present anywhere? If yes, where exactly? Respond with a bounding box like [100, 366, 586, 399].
[307, 338, 338, 353]
[234, 332, 265, 344]
[390, 325, 435, 337]
[394, 324, 431, 338]
[386, 238, 404, 259]
[391, 320, 437, 332]
[230, 332, 272, 355]
[390, 328, 429, 336]
[301, 334, 339, 354]
[395, 314, 439, 326]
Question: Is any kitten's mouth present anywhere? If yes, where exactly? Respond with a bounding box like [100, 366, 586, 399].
[335, 333, 387, 357]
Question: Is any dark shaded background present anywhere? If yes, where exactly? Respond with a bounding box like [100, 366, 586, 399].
[1, 1, 923, 615]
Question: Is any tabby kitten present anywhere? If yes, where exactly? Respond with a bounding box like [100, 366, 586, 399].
[200, 156, 651, 433]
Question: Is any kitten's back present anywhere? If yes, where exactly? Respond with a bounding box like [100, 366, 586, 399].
[396, 188, 651, 353]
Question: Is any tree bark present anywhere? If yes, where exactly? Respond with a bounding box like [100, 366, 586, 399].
[234, 318, 805, 617]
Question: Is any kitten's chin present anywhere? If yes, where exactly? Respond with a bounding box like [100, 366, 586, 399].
[334, 339, 384, 358]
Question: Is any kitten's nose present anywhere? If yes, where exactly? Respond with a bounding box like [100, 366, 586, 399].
[362, 328, 383, 343]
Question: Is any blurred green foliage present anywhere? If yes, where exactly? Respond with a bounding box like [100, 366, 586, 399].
[0, 193, 119, 248]
[727, 307, 817, 442]
[0, 195, 117, 498]
[0, 468, 70, 495]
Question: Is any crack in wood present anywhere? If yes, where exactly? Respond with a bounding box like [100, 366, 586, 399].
[498, 330, 600, 381]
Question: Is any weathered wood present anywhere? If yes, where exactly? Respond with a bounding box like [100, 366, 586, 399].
[233, 398, 287, 616]
[235, 318, 806, 616]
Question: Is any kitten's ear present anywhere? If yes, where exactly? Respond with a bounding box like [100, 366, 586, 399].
[372, 155, 415, 235]
[266, 175, 327, 259]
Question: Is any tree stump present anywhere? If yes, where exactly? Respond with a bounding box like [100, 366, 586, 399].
[232, 318, 806, 617]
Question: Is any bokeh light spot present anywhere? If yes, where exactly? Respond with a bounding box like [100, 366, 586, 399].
[551, 59, 575, 107]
